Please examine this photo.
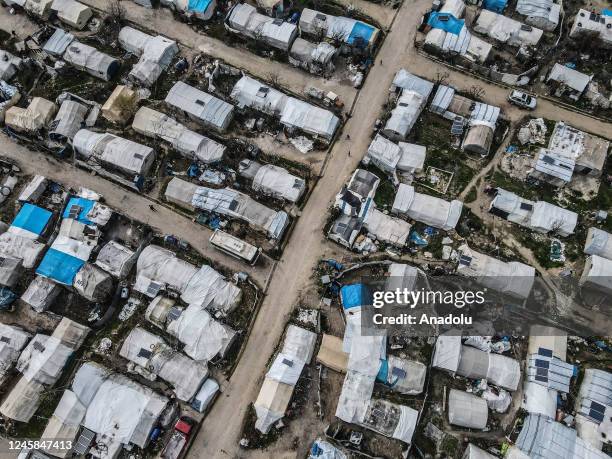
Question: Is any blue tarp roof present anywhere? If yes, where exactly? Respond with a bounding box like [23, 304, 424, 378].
[36, 248, 85, 285]
[12, 203, 53, 236]
[63, 197, 95, 224]
[188, 0, 213, 13]
[602, 9, 611, 16]
[427, 12, 465, 35]
[348, 22, 376, 46]
[340, 284, 372, 310]
[482, 0, 507, 13]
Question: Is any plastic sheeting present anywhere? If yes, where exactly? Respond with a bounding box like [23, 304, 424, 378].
[5, 97, 58, 133]
[463, 444, 498, 459]
[383, 90, 427, 140]
[132, 107, 225, 164]
[456, 244, 536, 299]
[252, 164, 306, 203]
[0, 49, 22, 81]
[432, 333, 462, 373]
[165, 81, 234, 132]
[254, 377, 293, 433]
[0, 323, 30, 384]
[308, 439, 347, 459]
[392, 184, 463, 231]
[95, 240, 137, 278]
[457, 345, 521, 391]
[226, 3, 298, 51]
[530, 201, 578, 236]
[335, 370, 376, 423]
[280, 97, 340, 140]
[299, 8, 379, 47]
[448, 389, 488, 429]
[188, 183, 289, 240]
[363, 207, 411, 247]
[361, 398, 418, 444]
[134, 244, 197, 294]
[266, 353, 306, 385]
[581, 255, 612, 293]
[63, 41, 119, 81]
[73, 263, 113, 302]
[120, 327, 208, 401]
[21, 275, 60, 312]
[73, 129, 156, 177]
[50, 100, 88, 140]
[181, 265, 242, 313]
[167, 305, 236, 361]
[231, 75, 288, 116]
[0, 232, 45, 268]
[474, 10, 543, 47]
[283, 325, 317, 363]
[51, 0, 92, 29]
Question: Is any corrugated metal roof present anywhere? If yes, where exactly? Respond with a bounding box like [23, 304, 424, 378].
[534, 149, 575, 182]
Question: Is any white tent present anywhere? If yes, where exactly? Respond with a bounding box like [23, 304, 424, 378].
[5, 97, 58, 133]
[21, 275, 60, 312]
[530, 201, 578, 236]
[226, 3, 298, 51]
[254, 377, 294, 433]
[432, 333, 462, 373]
[134, 245, 241, 312]
[166, 304, 236, 361]
[289, 38, 336, 73]
[299, 8, 380, 48]
[456, 244, 536, 299]
[463, 444, 497, 459]
[0, 323, 31, 385]
[51, 0, 92, 29]
[73, 263, 113, 302]
[230, 75, 288, 116]
[335, 370, 375, 423]
[522, 380, 558, 418]
[120, 327, 208, 401]
[448, 389, 488, 429]
[379, 356, 427, 395]
[474, 10, 543, 47]
[50, 100, 88, 141]
[392, 184, 463, 231]
[0, 232, 46, 268]
[95, 240, 137, 278]
[165, 81, 234, 131]
[363, 207, 411, 247]
[585, 228, 612, 261]
[383, 90, 427, 140]
[252, 164, 306, 203]
[457, 345, 521, 391]
[580, 255, 612, 293]
[73, 129, 156, 177]
[0, 49, 22, 81]
[361, 398, 419, 444]
[118, 27, 178, 86]
[192, 378, 219, 413]
[63, 41, 119, 81]
[132, 106, 225, 164]
[365, 134, 426, 175]
[40, 390, 86, 457]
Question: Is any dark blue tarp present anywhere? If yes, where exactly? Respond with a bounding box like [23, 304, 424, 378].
[427, 12, 464, 35]
[12, 203, 53, 236]
[63, 197, 95, 224]
[36, 248, 85, 285]
[483, 0, 507, 13]
[340, 284, 372, 310]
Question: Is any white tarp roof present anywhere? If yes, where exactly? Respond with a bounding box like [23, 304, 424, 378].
[167, 304, 236, 361]
[51, 0, 92, 29]
[363, 207, 411, 247]
[432, 333, 462, 373]
[456, 244, 536, 299]
[230, 75, 288, 116]
[280, 97, 340, 139]
[0, 323, 31, 384]
[21, 276, 60, 313]
[584, 226, 611, 258]
[187, 183, 289, 239]
[523, 380, 558, 418]
[456, 345, 521, 390]
[134, 245, 241, 312]
[380, 356, 427, 395]
[0, 232, 46, 268]
[448, 389, 488, 429]
[282, 324, 317, 364]
[227, 3, 298, 51]
[252, 164, 306, 203]
[40, 389, 86, 457]
[463, 444, 497, 459]
[474, 10, 543, 46]
[62, 41, 119, 81]
[362, 398, 418, 444]
[95, 240, 136, 278]
[366, 134, 426, 174]
[192, 378, 219, 413]
[49, 100, 88, 140]
[132, 106, 225, 164]
[120, 327, 208, 401]
[581, 255, 612, 293]
[254, 377, 294, 433]
[73, 263, 113, 302]
[165, 81, 234, 131]
[335, 370, 376, 423]
[383, 90, 427, 139]
[391, 69, 435, 97]
[392, 184, 463, 231]
[547, 63, 592, 93]
[73, 129, 156, 177]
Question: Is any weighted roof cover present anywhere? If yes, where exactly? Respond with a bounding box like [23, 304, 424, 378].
[448, 389, 488, 429]
[165, 81, 234, 131]
[392, 184, 463, 231]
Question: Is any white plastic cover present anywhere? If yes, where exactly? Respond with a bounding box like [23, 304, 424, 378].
[252, 164, 306, 203]
[95, 240, 137, 278]
[448, 389, 488, 429]
[192, 378, 219, 413]
[392, 184, 463, 231]
[21, 275, 60, 312]
[363, 207, 411, 247]
[266, 353, 306, 385]
[432, 333, 462, 373]
[181, 265, 242, 314]
[335, 370, 375, 423]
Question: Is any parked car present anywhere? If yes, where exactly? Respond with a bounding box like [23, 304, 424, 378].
[508, 90, 537, 110]
[161, 417, 196, 459]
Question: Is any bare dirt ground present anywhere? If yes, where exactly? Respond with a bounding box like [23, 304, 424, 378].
[0, 135, 274, 288]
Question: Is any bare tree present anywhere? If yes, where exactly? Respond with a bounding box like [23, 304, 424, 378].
[267, 72, 282, 88]
[433, 70, 450, 86]
[467, 84, 486, 101]
[109, 0, 126, 23]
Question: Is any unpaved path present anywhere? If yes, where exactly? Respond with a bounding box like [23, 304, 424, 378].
[0, 135, 274, 287]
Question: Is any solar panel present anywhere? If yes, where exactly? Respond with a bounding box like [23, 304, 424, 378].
[536, 368, 548, 377]
[138, 348, 152, 359]
[146, 281, 162, 297]
[167, 307, 183, 322]
[535, 359, 550, 369]
[459, 255, 472, 266]
[68, 204, 82, 219]
[282, 358, 294, 367]
[538, 347, 553, 357]
[73, 428, 95, 455]
[33, 341, 46, 352]
[591, 401, 606, 413]
[0, 336, 10, 343]
[589, 408, 605, 423]
[520, 202, 533, 211]
[535, 375, 548, 383]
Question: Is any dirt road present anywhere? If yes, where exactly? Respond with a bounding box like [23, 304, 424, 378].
[0, 135, 274, 287]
